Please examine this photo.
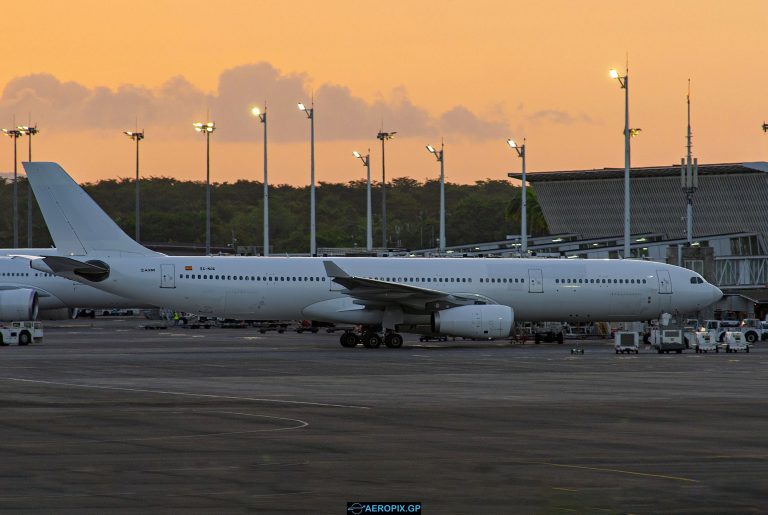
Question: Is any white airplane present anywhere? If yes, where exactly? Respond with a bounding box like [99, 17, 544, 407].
[0, 250, 155, 321]
[20, 162, 722, 348]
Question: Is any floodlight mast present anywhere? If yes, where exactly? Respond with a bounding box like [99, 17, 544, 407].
[353, 150, 373, 252]
[426, 141, 446, 253]
[609, 66, 639, 259]
[18, 124, 38, 246]
[2, 128, 22, 247]
[298, 101, 316, 256]
[123, 130, 144, 243]
[507, 138, 527, 255]
[252, 106, 269, 255]
[193, 121, 216, 255]
[377, 130, 396, 248]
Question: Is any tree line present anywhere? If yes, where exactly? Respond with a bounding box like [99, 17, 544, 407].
[0, 176, 548, 253]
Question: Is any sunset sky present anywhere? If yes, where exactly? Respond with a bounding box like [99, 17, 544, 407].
[1, 0, 766, 185]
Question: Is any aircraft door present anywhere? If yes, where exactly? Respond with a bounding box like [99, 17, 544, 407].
[528, 269, 544, 293]
[656, 270, 672, 294]
[160, 264, 176, 288]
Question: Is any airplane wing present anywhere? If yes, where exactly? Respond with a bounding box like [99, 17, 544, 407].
[323, 260, 495, 309]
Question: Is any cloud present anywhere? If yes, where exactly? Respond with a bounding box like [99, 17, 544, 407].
[528, 108, 594, 125]
[439, 105, 508, 139]
[0, 63, 513, 142]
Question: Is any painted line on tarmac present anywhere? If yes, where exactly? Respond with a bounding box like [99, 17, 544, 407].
[523, 460, 698, 483]
[1, 377, 370, 410]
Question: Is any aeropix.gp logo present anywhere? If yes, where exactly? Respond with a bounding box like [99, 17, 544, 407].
[347, 502, 422, 514]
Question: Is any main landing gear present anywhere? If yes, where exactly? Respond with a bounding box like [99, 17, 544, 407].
[339, 327, 404, 349]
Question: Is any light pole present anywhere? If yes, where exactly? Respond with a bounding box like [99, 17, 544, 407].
[193, 121, 215, 255]
[353, 150, 372, 252]
[123, 130, 144, 243]
[17, 125, 38, 247]
[2, 128, 22, 247]
[377, 130, 396, 248]
[609, 67, 641, 259]
[298, 102, 316, 256]
[507, 138, 527, 255]
[426, 141, 445, 253]
[252, 106, 269, 256]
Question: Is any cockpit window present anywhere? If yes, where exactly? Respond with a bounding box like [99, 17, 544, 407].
[690, 276, 704, 284]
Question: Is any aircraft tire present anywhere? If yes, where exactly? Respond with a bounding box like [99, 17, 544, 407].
[340, 332, 358, 348]
[363, 333, 382, 349]
[385, 333, 404, 348]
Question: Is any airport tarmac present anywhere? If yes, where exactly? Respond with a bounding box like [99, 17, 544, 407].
[0, 319, 766, 514]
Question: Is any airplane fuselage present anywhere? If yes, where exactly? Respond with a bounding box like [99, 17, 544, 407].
[71, 256, 720, 324]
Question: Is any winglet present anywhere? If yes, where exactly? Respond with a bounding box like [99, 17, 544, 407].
[323, 260, 350, 278]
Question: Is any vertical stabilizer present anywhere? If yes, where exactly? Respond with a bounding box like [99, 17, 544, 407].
[23, 162, 160, 257]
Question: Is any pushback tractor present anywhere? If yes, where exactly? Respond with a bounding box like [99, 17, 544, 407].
[0, 321, 43, 346]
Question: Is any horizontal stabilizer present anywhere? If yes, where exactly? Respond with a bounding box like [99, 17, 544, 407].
[15, 255, 110, 282]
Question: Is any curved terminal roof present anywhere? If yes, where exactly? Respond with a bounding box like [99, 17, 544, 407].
[508, 162, 768, 182]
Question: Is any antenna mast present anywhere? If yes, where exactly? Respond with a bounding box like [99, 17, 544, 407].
[680, 79, 698, 247]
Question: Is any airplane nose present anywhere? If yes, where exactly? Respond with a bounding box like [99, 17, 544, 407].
[712, 285, 723, 303]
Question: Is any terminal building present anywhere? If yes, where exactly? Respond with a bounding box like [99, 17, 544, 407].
[243, 160, 768, 321]
[502, 161, 768, 320]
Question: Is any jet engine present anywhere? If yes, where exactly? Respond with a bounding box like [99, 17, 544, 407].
[0, 289, 39, 321]
[431, 305, 513, 339]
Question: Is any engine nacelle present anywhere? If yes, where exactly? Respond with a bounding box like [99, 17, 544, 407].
[0, 289, 39, 321]
[431, 305, 513, 339]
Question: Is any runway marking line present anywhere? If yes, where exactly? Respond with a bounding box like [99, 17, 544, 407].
[1, 377, 370, 410]
[552, 487, 579, 492]
[523, 460, 698, 483]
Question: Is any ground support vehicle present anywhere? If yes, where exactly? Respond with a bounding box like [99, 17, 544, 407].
[615, 331, 639, 354]
[703, 320, 741, 343]
[739, 319, 768, 344]
[533, 322, 564, 344]
[721, 331, 749, 353]
[652, 329, 686, 354]
[0, 321, 43, 345]
[692, 331, 718, 353]
[253, 321, 288, 334]
[218, 319, 248, 329]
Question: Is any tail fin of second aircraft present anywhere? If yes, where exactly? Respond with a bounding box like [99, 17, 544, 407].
[23, 162, 160, 257]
